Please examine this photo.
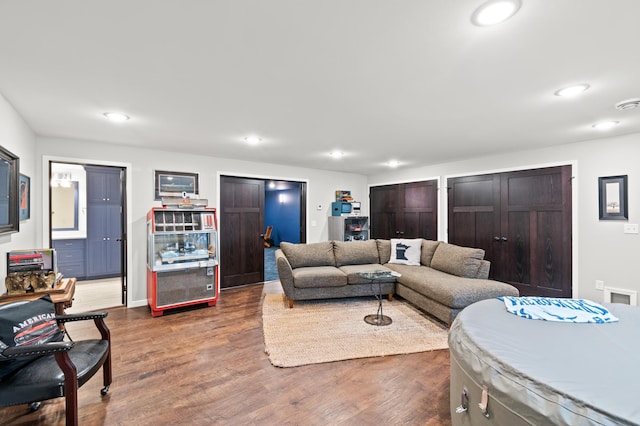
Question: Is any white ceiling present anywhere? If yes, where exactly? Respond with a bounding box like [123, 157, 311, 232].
[1, 1, 639, 175]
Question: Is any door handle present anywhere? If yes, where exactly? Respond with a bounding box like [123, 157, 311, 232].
[501, 236, 508, 242]
[493, 236, 501, 241]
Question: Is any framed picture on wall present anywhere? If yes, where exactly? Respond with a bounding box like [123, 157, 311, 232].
[19, 173, 30, 221]
[154, 170, 199, 200]
[598, 175, 628, 220]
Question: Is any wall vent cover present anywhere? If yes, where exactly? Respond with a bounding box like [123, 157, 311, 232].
[604, 286, 637, 306]
[615, 98, 640, 111]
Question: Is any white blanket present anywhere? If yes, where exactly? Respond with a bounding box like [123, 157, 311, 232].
[502, 296, 619, 323]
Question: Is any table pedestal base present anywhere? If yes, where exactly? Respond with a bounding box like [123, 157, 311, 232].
[364, 313, 392, 326]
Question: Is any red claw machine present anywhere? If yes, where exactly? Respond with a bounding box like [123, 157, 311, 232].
[147, 198, 219, 316]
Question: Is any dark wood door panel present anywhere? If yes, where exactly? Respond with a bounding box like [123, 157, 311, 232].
[449, 165, 572, 297]
[371, 180, 437, 240]
[220, 176, 264, 288]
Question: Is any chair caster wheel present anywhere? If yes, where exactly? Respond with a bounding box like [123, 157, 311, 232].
[29, 402, 42, 412]
[100, 386, 110, 396]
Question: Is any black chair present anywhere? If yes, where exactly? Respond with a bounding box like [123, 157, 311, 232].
[0, 308, 112, 426]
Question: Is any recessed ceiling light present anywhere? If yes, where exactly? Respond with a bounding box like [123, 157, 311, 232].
[471, 0, 522, 26]
[592, 121, 619, 131]
[330, 151, 344, 159]
[388, 160, 401, 168]
[244, 136, 262, 145]
[103, 112, 130, 122]
[555, 84, 590, 97]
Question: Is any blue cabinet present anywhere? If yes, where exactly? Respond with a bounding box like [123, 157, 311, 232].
[52, 239, 86, 279]
[85, 167, 123, 279]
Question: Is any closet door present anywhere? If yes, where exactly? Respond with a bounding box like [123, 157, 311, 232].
[370, 184, 399, 239]
[370, 180, 437, 240]
[447, 173, 501, 264]
[448, 166, 572, 297]
[498, 166, 572, 297]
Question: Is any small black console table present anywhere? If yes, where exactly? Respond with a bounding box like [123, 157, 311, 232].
[358, 271, 401, 326]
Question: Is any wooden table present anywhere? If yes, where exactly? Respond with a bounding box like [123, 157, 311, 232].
[0, 277, 76, 315]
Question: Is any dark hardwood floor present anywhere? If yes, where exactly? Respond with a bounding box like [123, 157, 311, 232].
[0, 284, 452, 426]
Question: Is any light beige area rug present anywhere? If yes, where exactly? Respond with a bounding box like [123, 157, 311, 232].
[262, 294, 449, 367]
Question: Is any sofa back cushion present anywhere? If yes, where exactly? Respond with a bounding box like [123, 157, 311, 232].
[334, 240, 379, 267]
[420, 240, 441, 267]
[430, 243, 485, 278]
[388, 238, 422, 266]
[376, 239, 391, 264]
[280, 241, 336, 269]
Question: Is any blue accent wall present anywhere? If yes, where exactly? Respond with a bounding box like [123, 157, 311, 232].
[265, 186, 301, 245]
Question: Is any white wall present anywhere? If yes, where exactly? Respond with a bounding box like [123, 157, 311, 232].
[0, 94, 37, 278]
[35, 137, 368, 307]
[368, 132, 640, 303]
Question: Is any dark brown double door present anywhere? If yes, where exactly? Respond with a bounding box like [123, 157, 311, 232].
[370, 180, 438, 240]
[448, 165, 572, 297]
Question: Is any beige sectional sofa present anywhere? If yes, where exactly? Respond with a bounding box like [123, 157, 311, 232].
[275, 239, 519, 325]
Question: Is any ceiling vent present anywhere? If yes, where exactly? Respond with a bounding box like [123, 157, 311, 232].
[615, 98, 640, 111]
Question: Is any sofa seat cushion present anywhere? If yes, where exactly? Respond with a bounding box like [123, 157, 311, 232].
[338, 264, 396, 285]
[430, 243, 485, 278]
[386, 264, 518, 309]
[334, 240, 380, 267]
[292, 266, 347, 288]
[280, 241, 336, 269]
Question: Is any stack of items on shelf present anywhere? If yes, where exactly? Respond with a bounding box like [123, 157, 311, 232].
[5, 249, 62, 295]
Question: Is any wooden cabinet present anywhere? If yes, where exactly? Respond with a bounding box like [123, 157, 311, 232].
[52, 239, 86, 279]
[447, 165, 572, 297]
[85, 166, 123, 279]
[370, 180, 438, 240]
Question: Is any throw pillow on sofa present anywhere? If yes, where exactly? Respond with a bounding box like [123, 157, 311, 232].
[420, 240, 441, 267]
[334, 240, 379, 266]
[388, 238, 422, 266]
[430, 243, 485, 278]
[280, 241, 336, 269]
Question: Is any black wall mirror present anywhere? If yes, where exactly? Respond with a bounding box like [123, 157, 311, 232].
[0, 145, 19, 235]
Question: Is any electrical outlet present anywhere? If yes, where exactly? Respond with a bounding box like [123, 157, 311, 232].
[623, 224, 639, 234]
[595, 280, 604, 290]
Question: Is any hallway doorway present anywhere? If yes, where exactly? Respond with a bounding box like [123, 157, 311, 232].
[219, 175, 306, 288]
[49, 161, 127, 309]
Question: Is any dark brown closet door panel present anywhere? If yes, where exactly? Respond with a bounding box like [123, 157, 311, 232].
[449, 165, 572, 297]
[450, 211, 496, 255]
[220, 176, 264, 288]
[534, 210, 569, 295]
[402, 211, 436, 239]
[370, 185, 399, 239]
[401, 181, 437, 239]
[500, 210, 532, 286]
[448, 174, 500, 256]
[370, 180, 437, 240]
[500, 166, 572, 297]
